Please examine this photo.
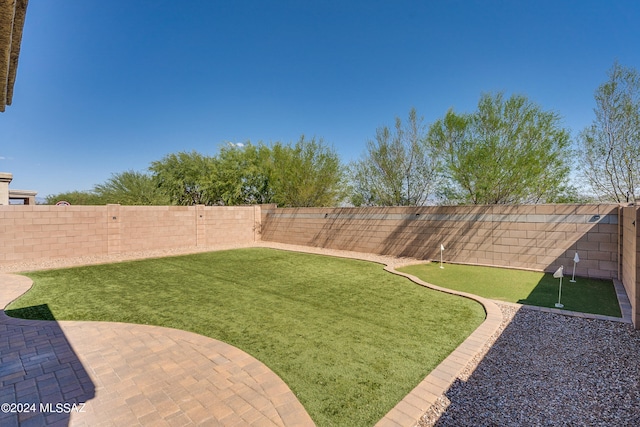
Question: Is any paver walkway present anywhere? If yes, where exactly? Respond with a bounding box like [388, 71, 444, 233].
[0, 273, 315, 426]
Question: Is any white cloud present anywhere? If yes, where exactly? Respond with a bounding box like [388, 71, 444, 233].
[225, 141, 245, 148]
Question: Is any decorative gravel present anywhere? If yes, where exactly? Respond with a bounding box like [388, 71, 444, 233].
[419, 303, 640, 427]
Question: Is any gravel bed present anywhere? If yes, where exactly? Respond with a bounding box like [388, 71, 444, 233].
[419, 303, 640, 427]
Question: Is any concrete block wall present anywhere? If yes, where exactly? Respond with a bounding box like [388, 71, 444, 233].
[198, 204, 260, 246]
[0, 205, 108, 262]
[0, 203, 622, 279]
[620, 206, 639, 327]
[3, 202, 639, 327]
[0, 204, 258, 264]
[116, 205, 197, 252]
[261, 204, 620, 279]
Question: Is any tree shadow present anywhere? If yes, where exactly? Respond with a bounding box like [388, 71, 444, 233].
[310, 207, 393, 252]
[431, 307, 640, 426]
[370, 205, 619, 281]
[303, 206, 503, 262]
[1, 304, 95, 426]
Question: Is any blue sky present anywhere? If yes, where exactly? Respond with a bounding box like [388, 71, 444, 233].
[1, 0, 639, 198]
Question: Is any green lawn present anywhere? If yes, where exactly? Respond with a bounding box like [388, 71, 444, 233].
[398, 262, 621, 318]
[6, 248, 485, 427]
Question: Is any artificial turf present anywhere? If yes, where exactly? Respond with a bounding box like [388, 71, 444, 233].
[6, 248, 485, 427]
[398, 262, 621, 318]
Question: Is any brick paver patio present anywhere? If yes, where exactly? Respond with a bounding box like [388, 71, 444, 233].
[0, 273, 315, 426]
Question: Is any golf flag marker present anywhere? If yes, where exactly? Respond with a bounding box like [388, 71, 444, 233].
[440, 244, 445, 269]
[553, 265, 564, 308]
[570, 251, 579, 282]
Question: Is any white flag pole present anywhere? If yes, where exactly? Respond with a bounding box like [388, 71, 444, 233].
[557, 275, 563, 308]
[554, 265, 564, 308]
[570, 252, 579, 283]
[440, 244, 444, 269]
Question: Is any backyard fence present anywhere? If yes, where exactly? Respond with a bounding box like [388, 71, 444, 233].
[0, 204, 260, 261]
[1, 203, 639, 328]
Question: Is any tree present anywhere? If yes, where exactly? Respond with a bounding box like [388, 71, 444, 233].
[578, 61, 640, 203]
[45, 171, 170, 205]
[212, 143, 274, 205]
[428, 93, 572, 204]
[204, 138, 343, 207]
[45, 190, 105, 205]
[147, 138, 343, 207]
[149, 151, 217, 205]
[93, 170, 170, 205]
[349, 108, 442, 206]
[267, 136, 345, 207]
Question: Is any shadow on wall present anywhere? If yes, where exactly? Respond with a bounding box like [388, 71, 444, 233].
[380, 206, 616, 276]
[299, 205, 618, 278]
[310, 207, 392, 252]
[431, 307, 640, 426]
[378, 206, 499, 261]
[336, 205, 619, 279]
[1, 304, 95, 426]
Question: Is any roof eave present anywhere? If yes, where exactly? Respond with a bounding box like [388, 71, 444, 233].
[1, 0, 29, 112]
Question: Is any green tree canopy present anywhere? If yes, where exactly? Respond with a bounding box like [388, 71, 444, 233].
[93, 170, 170, 205]
[428, 92, 572, 204]
[578, 61, 640, 203]
[149, 151, 217, 205]
[349, 108, 442, 206]
[212, 143, 273, 205]
[45, 190, 105, 205]
[268, 136, 345, 207]
[147, 138, 344, 207]
[45, 171, 168, 205]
